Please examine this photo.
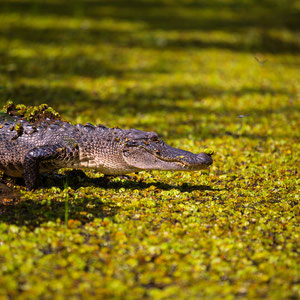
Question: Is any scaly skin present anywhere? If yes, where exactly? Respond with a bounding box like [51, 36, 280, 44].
[0, 114, 213, 190]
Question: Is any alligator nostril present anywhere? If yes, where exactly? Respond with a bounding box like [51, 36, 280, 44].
[204, 149, 214, 157]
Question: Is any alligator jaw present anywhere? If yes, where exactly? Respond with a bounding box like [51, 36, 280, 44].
[122, 145, 213, 172]
[151, 150, 213, 169]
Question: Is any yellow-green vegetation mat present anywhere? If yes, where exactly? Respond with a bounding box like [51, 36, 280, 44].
[0, 0, 299, 299]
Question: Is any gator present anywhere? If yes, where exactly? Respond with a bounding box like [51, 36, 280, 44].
[0, 106, 213, 190]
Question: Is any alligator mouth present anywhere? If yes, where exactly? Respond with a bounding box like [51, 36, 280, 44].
[122, 144, 213, 171]
[143, 145, 213, 167]
[150, 152, 197, 167]
[155, 153, 213, 169]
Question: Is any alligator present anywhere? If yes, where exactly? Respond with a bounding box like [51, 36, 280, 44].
[0, 107, 213, 190]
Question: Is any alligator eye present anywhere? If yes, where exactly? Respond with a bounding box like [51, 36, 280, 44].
[151, 137, 160, 143]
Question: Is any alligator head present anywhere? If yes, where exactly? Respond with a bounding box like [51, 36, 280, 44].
[119, 129, 213, 173]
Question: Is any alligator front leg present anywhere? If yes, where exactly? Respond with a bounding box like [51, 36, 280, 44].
[24, 145, 70, 190]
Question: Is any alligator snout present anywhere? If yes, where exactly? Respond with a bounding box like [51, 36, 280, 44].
[197, 152, 213, 167]
[178, 151, 213, 170]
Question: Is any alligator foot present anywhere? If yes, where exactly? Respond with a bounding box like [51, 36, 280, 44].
[24, 145, 78, 190]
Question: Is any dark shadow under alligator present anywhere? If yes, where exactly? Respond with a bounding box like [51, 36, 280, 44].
[1, 170, 224, 192]
[0, 172, 225, 228]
